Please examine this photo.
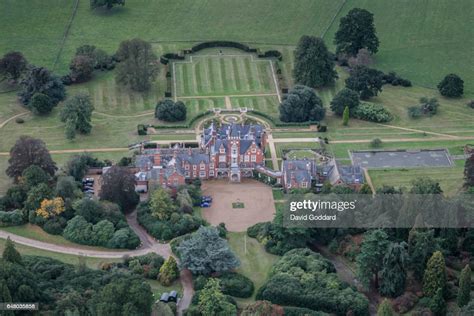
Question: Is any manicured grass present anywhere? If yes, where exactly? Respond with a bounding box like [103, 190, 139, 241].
[272, 189, 285, 201]
[0, 156, 11, 196]
[174, 53, 277, 97]
[0, 238, 120, 269]
[369, 161, 465, 197]
[275, 142, 321, 158]
[228, 232, 279, 305]
[149, 134, 196, 141]
[231, 96, 280, 119]
[272, 131, 317, 139]
[328, 139, 470, 159]
[286, 149, 317, 160]
[0, 224, 120, 251]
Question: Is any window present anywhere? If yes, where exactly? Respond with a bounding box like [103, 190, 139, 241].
[232, 158, 237, 164]
[251, 148, 256, 153]
[200, 163, 205, 170]
[199, 171, 206, 178]
[244, 155, 249, 162]
[173, 179, 179, 186]
[193, 165, 197, 170]
[209, 170, 214, 176]
[185, 171, 190, 177]
[210, 163, 214, 169]
[251, 155, 256, 162]
[220, 147, 225, 154]
[219, 156, 226, 162]
[302, 182, 307, 188]
[185, 164, 189, 170]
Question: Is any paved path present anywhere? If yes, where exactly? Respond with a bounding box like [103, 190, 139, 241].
[224, 96, 232, 110]
[266, 133, 280, 171]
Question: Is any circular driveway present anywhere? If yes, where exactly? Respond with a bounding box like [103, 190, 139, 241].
[201, 179, 276, 232]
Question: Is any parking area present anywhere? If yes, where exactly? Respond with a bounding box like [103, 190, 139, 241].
[350, 149, 453, 169]
[201, 179, 276, 232]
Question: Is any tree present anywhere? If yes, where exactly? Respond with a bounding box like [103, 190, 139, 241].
[345, 65, 383, 100]
[21, 165, 49, 188]
[342, 106, 349, 126]
[370, 138, 382, 148]
[377, 299, 394, 316]
[6, 136, 57, 180]
[92, 220, 115, 246]
[330, 88, 360, 116]
[60, 93, 95, 139]
[99, 166, 139, 212]
[18, 66, 65, 106]
[279, 85, 325, 122]
[423, 251, 447, 297]
[457, 264, 471, 307]
[90, 0, 125, 10]
[379, 242, 408, 297]
[36, 197, 65, 219]
[2, 237, 22, 264]
[241, 301, 284, 316]
[198, 278, 237, 316]
[461, 301, 474, 316]
[115, 39, 158, 91]
[348, 48, 373, 68]
[437, 74, 464, 98]
[177, 226, 240, 275]
[419, 97, 439, 116]
[25, 183, 52, 212]
[408, 229, 438, 280]
[0, 280, 14, 316]
[29, 93, 55, 115]
[176, 189, 193, 213]
[293, 35, 337, 88]
[334, 8, 379, 56]
[159, 256, 179, 286]
[464, 154, 474, 188]
[430, 287, 446, 316]
[410, 177, 443, 194]
[56, 176, 79, 201]
[0, 51, 27, 82]
[356, 229, 390, 289]
[155, 99, 187, 122]
[65, 153, 106, 181]
[69, 55, 94, 83]
[149, 188, 176, 220]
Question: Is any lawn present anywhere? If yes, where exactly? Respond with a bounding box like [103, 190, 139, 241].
[0, 156, 11, 196]
[369, 159, 466, 196]
[275, 142, 321, 158]
[174, 52, 277, 97]
[148, 279, 183, 302]
[0, 238, 120, 269]
[227, 232, 279, 305]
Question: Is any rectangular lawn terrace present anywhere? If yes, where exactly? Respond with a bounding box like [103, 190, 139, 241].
[173, 54, 278, 98]
[350, 149, 453, 169]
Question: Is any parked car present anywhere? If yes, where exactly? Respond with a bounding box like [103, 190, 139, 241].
[84, 189, 94, 194]
[201, 196, 212, 203]
[200, 202, 211, 208]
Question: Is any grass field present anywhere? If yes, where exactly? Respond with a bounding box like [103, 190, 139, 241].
[228, 232, 279, 305]
[174, 53, 277, 97]
[369, 159, 466, 196]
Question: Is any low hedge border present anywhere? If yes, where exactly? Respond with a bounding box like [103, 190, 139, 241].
[248, 110, 319, 127]
[137, 110, 213, 134]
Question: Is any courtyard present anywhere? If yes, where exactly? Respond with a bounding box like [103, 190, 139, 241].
[201, 179, 276, 232]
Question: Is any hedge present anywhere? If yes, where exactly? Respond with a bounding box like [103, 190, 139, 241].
[249, 110, 319, 127]
[137, 124, 147, 135]
[191, 41, 257, 53]
[137, 110, 213, 134]
[194, 272, 255, 298]
[0, 210, 25, 227]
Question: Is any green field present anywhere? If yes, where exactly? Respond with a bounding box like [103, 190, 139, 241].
[174, 53, 277, 97]
[369, 160, 466, 196]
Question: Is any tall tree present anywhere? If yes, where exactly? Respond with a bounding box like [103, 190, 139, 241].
[377, 299, 394, 316]
[437, 74, 464, 98]
[29, 93, 55, 115]
[0, 51, 27, 82]
[345, 65, 383, 100]
[334, 8, 379, 56]
[69, 55, 94, 83]
[293, 35, 337, 88]
[99, 166, 139, 212]
[430, 287, 446, 316]
[330, 88, 360, 116]
[279, 85, 325, 122]
[21, 165, 49, 189]
[155, 99, 187, 122]
[408, 229, 438, 280]
[6, 136, 57, 180]
[18, 66, 65, 106]
[464, 154, 474, 188]
[2, 237, 22, 264]
[0, 280, 14, 316]
[379, 242, 408, 297]
[198, 278, 237, 316]
[149, 188, 176, 220]
[158, 256, 179, 286]
[423, 251, 447, 297]
[115, 39, 158, 91]
[410, 177, 443, 194]
[60, 93, 95, 139]
[457, 264, 471, 307]
[342, 106, 350, 126]
[177, 226, 240, 275]
[90, 0, 125, 10]
[356, 229, 390, 289]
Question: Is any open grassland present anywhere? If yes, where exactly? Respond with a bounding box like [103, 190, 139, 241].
[325, 0, 474, 96]
[174, 53, 277, 97]
[228, 232, 279, 305]
[369, 160, 466, 196]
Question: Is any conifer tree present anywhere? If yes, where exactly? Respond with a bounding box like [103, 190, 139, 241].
[159, 256, 179, 286]
[423, 251, 446, 297]
[342, 106, 350, 126]
[377, 299, 394, 316]
[2, 237, 22, 264]
[457, 264, 471, 307]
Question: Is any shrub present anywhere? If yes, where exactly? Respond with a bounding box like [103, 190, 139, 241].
[467, 100, 474, 109]
[43, 217, 66, 235]
[353, 103, 393, 122]
[330, 88, 359, 116]
[370, 138, 382, 148]
[15, 117, 24, 124]
[0, 210, 25, 226]
[137, 124, 147, 135]
[408, 106, 422, 118]
[382, 71, 412, 87]
[195, 272, 255, 298]
[437, 73, 464, 97]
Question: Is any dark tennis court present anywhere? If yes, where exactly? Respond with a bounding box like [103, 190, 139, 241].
[350, 149, 453, 169]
